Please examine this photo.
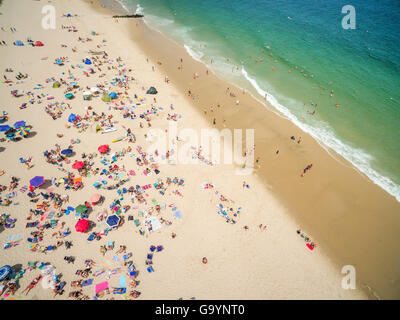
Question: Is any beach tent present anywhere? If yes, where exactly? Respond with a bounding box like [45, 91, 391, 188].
[53, 81, 61, 88]
[106, 215, 120, 228]
[75, 219, 89, 233]
[109, 92, 117, 99]
[61, 148, 73, 156]
[84, 58, 92, 65]
[72, 161, 84, 170]
[97, 144, 109, 154]
[30, 176, 45, 188]
[83, 91, 92, 100]
[0, 265, 11, 281]
[75, 204, 88, 214]
[146, 87, 157, 94]
[68, 113, 77, 123]
[14, 121, 26, 128]
[14, 40, 24, 46]
[90, 193, 102, 205]
[35, 41, 44, 47]
[102, 94, 111, 102]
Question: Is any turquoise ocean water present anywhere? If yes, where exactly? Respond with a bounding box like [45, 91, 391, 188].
[118, 0, 400, 201]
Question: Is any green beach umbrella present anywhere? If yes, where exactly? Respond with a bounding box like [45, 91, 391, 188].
[102, 94, 111, 102]
[75, 204, 88, 214]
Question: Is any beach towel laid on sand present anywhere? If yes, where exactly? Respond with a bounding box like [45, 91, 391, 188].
[95, 281, 109, 294]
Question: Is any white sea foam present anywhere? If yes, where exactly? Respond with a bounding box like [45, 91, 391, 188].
[241, 67, 400, 202]
[183, 45, 204, 62]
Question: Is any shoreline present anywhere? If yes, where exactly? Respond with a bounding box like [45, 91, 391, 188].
[0, 0, 397, 300]
[100, 0, 400, 298]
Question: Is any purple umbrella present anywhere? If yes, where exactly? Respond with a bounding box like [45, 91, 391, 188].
[30, 176, 45, 188]
[13, 121, 26, 128]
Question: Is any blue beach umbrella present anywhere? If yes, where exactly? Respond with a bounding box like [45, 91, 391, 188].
[0, 125, 11, 132]
[0, 265, 11, 281]
[106, 215, 120, 228]
[84, 58, 92, 65]
[61, 148, 73, 156]
[56, 59, 63, 65]
[13, 121, 26, 128]
[30, 176, 45, 188]
[109, 92, 117, 99]
[68, 113, 77, 123]
[65, 93, 74, 99]
[14, 40, 24, 46]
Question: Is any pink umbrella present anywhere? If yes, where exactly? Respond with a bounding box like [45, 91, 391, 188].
[90, 193, 101, 205]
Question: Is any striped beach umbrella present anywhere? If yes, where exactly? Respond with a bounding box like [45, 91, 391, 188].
[16, 126, 31, 136]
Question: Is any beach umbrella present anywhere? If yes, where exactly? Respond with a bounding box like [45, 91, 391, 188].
[68, 113, 77, 123]
[91, 87, 100, 93]
[106, 215, 120, 228]
[90, 193, 101, 205]
[97, 144, 109, 154]
[0, 265, 11, 281]
[67, 13, 72, 17]
[16, 126, 31, 136]
[35, 41, 44, 47]
[73, 177, 82, 185]
[101, 94, 111, 102]
[53, 81, 61, 88]
[13, 121, 26, 128]
[0, 125, 11, 132]
[75, 204, 88, 214]
[72, 161, 84, 170]
[14, 40, 24, 46]
[30, 176, 45, 188]
[109, 92, 117, 99]
[61, 148, 73, 156]
[56, 59, 63, 65]
[90, 30, 96, 35]
[75, 219, 89, 233]
[65, 93, 74, 99]
[84, 58, 92, 65]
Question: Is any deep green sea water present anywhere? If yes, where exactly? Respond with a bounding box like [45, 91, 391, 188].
[119, 0, 400, 201]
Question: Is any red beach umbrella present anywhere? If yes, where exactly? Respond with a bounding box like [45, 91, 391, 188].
[72, 161, 84, 170]
[98, 144, 109, 154]
[35, 41, 44, 47]
[75, 219, 90, 233]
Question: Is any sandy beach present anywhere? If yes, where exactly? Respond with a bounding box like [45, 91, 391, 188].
[0, 0, 398, 300]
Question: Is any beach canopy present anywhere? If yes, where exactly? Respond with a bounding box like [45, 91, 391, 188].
[75, 204, 88, 214]
[14, 40, 24, 46]
[109, 92, 117, 99]
[16, 126, 31, 136]
[102, 94, 111, 102]
[13, 121, 26, 128]
[0, 125, 11, 132]
[106, 215, 120, 228]
[75, 219, 89, 233]
[97, 144, 109, 153]
[90, 193, 101, 205]
[61, 148, 73, 156]
[146, 86, 158, 94]
[35, 41, 44, 47]
[0, 265, 11, 281]
[30, 176, 45, 188]
[68, 113, 77, 123]
[72, 161, 84, 170]
[53, 81, 61, 88]
[84, 58, 92, 65]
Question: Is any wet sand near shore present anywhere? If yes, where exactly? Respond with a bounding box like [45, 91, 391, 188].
[96, 0, 400, 299]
